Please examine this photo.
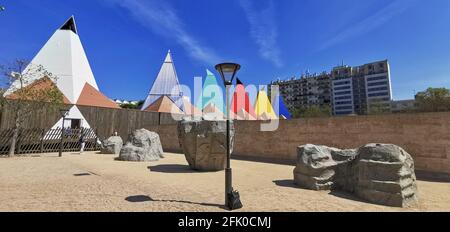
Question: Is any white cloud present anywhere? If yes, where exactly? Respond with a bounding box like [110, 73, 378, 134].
[240, 0, 283, 68]
[320, 0, 416, 50]
[103, 0, 221, 65]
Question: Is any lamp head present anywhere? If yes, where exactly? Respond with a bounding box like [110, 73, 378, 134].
[59, 108, 69, 117]
[215, 63, 241, 86]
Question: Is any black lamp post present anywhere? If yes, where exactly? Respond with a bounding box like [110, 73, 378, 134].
[215, 63, 242, 210]
[59, 108, 69, 157]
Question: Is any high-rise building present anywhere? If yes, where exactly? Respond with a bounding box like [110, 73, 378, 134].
[270, 72, 331, 110]
[270, 60, 392, 116]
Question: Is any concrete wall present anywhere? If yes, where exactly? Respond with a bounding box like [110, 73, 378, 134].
[2, 101, 449, 174]
[234, 112, 450, 174]
[155, 112, 450, 175]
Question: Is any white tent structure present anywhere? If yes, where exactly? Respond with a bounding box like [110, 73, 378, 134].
[141, 50, 184, 111]
[4, 16, 119, 132]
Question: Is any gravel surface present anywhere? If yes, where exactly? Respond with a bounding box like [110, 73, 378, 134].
[0, 152, 449, 212]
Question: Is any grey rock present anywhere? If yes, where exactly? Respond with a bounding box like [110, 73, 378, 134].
[353, 144, 418, 207]
[177, 117, 234, 171]
[293, 144, 356, 190]
[100, 136, 123, 155]
[293, 143, 418, 207]
[118, 129, 164, 162]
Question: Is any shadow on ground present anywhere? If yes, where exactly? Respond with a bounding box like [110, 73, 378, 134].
[148, 164, 198, 174]
[273, 179, 297, 188]
[273, 179, 373, 205]
[125, 195, 226, 209]
[74, 173, 91, 177]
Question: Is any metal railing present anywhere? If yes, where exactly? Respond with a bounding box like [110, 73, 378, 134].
[0, 128, 99, 156]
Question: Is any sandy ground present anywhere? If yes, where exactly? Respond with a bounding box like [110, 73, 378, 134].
[0, 152, 449, 212]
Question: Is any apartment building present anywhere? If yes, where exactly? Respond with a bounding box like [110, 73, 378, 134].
[270, 72, 331, 110]
[271, 60, 392, 116]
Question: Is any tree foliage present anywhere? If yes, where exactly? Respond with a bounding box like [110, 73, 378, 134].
[368, 100, 391, 115]
[415, 87, 450, 112]
[0, 59, 64, 157]
[291, 105, 332, 118]
[120, 100, 144, 109]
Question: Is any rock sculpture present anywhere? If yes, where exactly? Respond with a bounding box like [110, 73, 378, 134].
[177, 117, 234, 171]
[100, 136, 123, 155]
[118, 129, 164, 162]
[294, 143, 418, 207]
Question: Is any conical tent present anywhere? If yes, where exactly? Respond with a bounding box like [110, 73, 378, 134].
[141, 50, 184, 111]
[4, 16, 107, 105]
[182, 96, 202, 116]
[231, 78, 257, 120]
[143, 95, 183, 114]
[4, 16, 118, 134]
[272, 93, 292, 119]
[196, 69, 224, 113]
[202, 102, 225, 121]
[254, 89, 278, 120]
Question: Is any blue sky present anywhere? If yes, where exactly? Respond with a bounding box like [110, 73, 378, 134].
[1, 0, 450, 101]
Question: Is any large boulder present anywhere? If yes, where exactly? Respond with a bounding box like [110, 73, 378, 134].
[293, 144, 356, 190]
[118, 129, 164, 162]
[101, 136, 123, 155]
[293, 143, 418, 207]
[352, 144, 418, 207]
[177, 117, 234, 171]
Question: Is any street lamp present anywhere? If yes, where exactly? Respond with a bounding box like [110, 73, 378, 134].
[59, 108, 69, 157]
[215, 63, 242, 210]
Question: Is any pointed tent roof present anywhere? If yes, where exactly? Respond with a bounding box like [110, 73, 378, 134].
[236, 108, 256, 121]
[141, 50, 184, 111]
[254, 89, 278, 120]
[60, 16, 78, 34]
[272, 93, 292, 120]
[143, 95, 183, 114]
[196, 69, 224, 113]
[5, 76, 71, 104]
[4, 16, 111, 108]
[231, 78, 257, 119]
[202, 102, 225, 120]
[182, 96, 202, 116]
[77, 83, 120, 109]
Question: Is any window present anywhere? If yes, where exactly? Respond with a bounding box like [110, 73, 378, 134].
[368, 92, 389, 97]
[70, 119, 81, 129]
[368, 87, 388, 92]
[334, 81, 350, 86]
[335, 96, 352, 100]
[334, 86, 350, 91]
[368, 81, 388, 87]
[335, 91, 352, 96]
[335, 101, 352, 105]
[367, 76, 387, 82]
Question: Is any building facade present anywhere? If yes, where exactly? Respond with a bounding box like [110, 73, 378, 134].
[271, 60, 392, 116]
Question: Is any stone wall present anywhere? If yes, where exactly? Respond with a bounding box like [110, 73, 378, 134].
[234, 112, 450, 174]
[153, 112, 450, 175]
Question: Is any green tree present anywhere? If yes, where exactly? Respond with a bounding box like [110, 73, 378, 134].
[120, 100, 144, 109]
[0, 60, 64, 157]
[415, 87, 450, 112]
[368, 100, 391, 115]
[292, 105, 332, 118]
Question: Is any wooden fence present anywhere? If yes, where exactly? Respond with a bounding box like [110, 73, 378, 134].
[0, 128, 98, 156]
[0, 103, 180, 142]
